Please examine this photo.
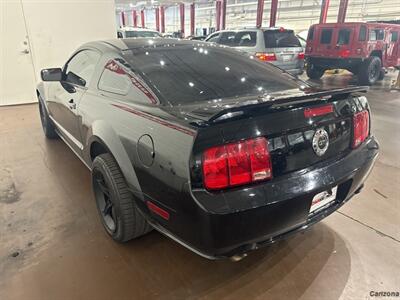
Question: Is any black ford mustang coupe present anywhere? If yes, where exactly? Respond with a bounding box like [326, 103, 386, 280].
[37, 38, 378, 259]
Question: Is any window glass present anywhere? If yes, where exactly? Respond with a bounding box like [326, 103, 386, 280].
[337, 29, 351, 45]
[391, 31, 399, 42]
[125, 31, 162, 38]
[122, 43, 301, 105]
[358, 26, 367, 41]
[64, 50, 100, 87]
[307, 26, 314, 40]
[219, 31, 257, 47]
[206, 33, 220, 43]
[320, 29, 333, 44]
[370, 29, 384, 41]
[264, 30, 301, 47]
[98, 59, 159, 104]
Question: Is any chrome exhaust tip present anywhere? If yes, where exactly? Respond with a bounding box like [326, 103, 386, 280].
[230, 253, 248, 262]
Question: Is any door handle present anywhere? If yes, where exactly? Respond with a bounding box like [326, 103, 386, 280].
[68, 99, 76, 110]
[21, 49, 30, 54]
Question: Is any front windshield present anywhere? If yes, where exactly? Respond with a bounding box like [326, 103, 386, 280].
[125, 31, 162, 38]
[123, 42, 302, 105]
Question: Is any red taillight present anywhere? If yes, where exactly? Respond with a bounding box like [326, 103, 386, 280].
[304, 104, 333, 118]
[255, 52, 277, 62]
[202, 137, 272, 190]
[339, 49, 351, 58]
[352, 110, 370, 149]
[298, 52, 305, 60]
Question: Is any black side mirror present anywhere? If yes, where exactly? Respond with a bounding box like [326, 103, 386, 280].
[41, 68, 62, 81]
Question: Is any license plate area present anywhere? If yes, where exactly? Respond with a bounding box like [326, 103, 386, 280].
[309, 186, 338, 214]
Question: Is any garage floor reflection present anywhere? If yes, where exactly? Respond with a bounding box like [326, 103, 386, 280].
[1, 70, 399, 300]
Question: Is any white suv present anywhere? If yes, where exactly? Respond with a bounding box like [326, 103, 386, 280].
[205, 27, 304, 75]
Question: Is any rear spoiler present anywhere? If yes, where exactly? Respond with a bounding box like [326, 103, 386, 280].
[208, 86, 369, 123]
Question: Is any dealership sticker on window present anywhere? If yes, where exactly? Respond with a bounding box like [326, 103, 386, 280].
[310, 186, 338, 213]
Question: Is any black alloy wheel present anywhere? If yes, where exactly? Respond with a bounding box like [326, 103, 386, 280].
[91, 153, 152, 242]
[93, 169, 117, 233]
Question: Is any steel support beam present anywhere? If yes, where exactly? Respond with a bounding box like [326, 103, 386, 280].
[221, 0, 227, 30]
[190, 3, 195, 36]
[216, 1, 221, 31]
[269, 0, 278, 27]
[337, 0, 349, 23]
[319, 0, 330, 23]
[256, 0, 264, 28]
[160, 6, 165, 33]
[132, 10, 137, 27]
[179, 3, 185, 37]
[155, 7, 160, 31]
[141, 10, 145, 28]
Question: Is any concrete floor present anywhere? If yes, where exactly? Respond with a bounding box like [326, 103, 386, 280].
[0, 71, 399, 300]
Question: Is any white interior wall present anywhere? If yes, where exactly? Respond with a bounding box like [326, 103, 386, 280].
[0, 0, 117, 106]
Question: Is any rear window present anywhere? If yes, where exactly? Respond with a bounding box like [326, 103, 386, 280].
[337, 29, 351, 45]
[125, 31, 162, 38]
[369, 29, 384, 41]
[122, 43, 301, 105]
[320, 29, 333, 44]
[219, 31, 257, 47]
[264, 30, 301, 48]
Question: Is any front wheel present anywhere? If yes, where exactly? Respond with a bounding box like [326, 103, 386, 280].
[358, 56, 382, 85]
[38, 96, 58, 139]
[92, 153, 152, 242]
[306, 63, 325, 79]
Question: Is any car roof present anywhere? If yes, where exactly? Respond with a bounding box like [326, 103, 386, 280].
[82, 38, 212, 54]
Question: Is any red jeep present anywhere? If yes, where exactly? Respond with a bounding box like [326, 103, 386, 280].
[305, 22, 400, 85]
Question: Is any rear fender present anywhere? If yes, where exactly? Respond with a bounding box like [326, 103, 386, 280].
[86, 120, 143, 199]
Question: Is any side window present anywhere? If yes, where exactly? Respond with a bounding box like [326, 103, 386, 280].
[376, 29, 384, 40]
[117, 31, 123, 38]
[320, 29, 333, 44]
[219, 32, 236, 46]
[391, 31, 399, 42]
[358, 26, 367, 41]
[337, 29, 351, 45]
[64, 50, 100, 87]
[369, 29, 384, 41]
[307, 26, 314, 40]
[98, 59, 159, 104]
[206, 33, 220, 43]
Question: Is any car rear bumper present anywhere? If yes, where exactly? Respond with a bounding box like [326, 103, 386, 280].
[307, 56, 365, 70]
[148, 136, 379, 259]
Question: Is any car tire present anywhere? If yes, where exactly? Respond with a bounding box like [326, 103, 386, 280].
[38, 96, 58, 139]
[306, 63, 325, 79]
[358, 56, 382, 85]
[92, 153, 152, 242]
[377, 69, 385, 81]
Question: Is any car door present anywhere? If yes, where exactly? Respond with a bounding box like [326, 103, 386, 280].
[386, 31, 399, 67]
[48, 49, 100, 154]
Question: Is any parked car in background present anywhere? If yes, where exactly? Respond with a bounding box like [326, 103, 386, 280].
[117, 27, 162, 38]
[37, 38, 378, 260]
[305, 22, 400, 85]
[187, 35, 207, 41]
[205, 27, 305, 75]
